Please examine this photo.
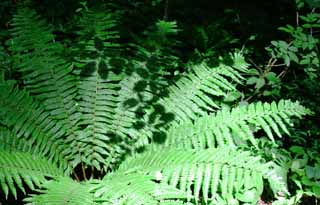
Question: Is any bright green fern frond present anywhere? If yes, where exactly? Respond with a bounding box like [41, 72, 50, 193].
[119, 148, 286, 204]
[0, 150, 64, 199]
[24, 177, 97, 205]
[159, 53, 249, 122]
[8, 8, 80, 138]
[92, 172, 188, 205]
[165, 100, 310, 149]
[0, 81, 71, 172]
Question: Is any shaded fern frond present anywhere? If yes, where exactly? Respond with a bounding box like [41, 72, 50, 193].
[74, 70, 154, 170]
[68, 67, 122, 170]
[76, 8, 120, 51]
[165, 100, 310, 149]
[0, 81, 70, 171]
[160, 53, 249, 122]
[0, 127, 32, 153]
[92, 172, 188, 205]
[74, 7, 121, 75]
[8, 8, 57, 54]
[24, 177, 97, 205]
[119, 148, 286, 204]
[0, 151, 64, 199]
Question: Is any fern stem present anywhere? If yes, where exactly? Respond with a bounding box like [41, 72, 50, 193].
[73, 170, 80, 181]
[82, 162, 87, 180]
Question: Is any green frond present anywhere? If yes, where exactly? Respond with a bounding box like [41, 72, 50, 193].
[8, 8, 80, 138]
[119, 147, 286, 204]
[24, 177, 97, 205]
[74, 7, 121, 74]
[76, 8, 120, 51]
[159, 53, 249, 122]
[68, 66, 122, 170]
[108, 73, 150, 140]
[0, 150, 64, 199]
[0, 81, 71, 171]
[165, 100, 310, 149]
[92, 172, 188, 205]
[155, 20, 180, 36]
[8, 8, 56, 54]
[74, 68, 154, 170]
[0, 126, 32, 152]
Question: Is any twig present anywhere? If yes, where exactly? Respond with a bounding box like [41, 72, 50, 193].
[73, 170, 80, 181]
[248, 59, 263, 74]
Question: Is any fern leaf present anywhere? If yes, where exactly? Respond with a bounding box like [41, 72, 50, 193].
[92, 172, 189, 205]
[70, 66, 121, 170]
[159, 53, 249, 122]
[119, 147, 286, 204]
[24, 177, 97, 205]
[8, 8, 80, 143]
[0, 127, 32, 153]
[0, 81, 71, 172]
[0, 151, 64, 199]
[76, 8, 120, 54]
[75, 69, 154, 170]
[165, 100, 310, 149]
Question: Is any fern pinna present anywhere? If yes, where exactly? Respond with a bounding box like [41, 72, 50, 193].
[0, 7, 311, 205]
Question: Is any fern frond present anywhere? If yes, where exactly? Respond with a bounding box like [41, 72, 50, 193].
[0, 150, 64, 199]
[165, 100, 310, 149]
[92, 172, 188, 205]
[0, 81, 71, 171]
[159, 53, 249, 122]
[8, 8, 80, 139]
[119, 147, 286, 204]
[9, 8, 56, 54]
[24, 177, 97, 205]
[76, 8, 120, 53]
[0, 126, 32, 153]
[67, 66, 121, 170]
[74, 68, 154, 170]
[155, 20, 180, 36]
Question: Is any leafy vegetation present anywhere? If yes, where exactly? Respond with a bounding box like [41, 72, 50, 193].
[0, 0, 319, 204]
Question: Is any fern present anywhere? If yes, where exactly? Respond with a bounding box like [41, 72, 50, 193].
[0, 80, 71, 171]
[92, 172, 188, 205]
[0, 151, 64, 199]
[159, 53, 249, 122]
[164, 100, 311, 149]
[118, 147, 286, 204]
[0, 6, 313, 205]
[24, 177, 97, 205]
[8, 8, 80, 157]
[0, 127, 32, 152]
[76, 7, 120, 54]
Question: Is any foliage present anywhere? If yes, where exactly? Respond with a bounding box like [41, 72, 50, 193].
[0, 1, 319, 205]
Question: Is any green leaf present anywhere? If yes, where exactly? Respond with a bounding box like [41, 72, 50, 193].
[255, 78, 265, 90]
[265, 72, 280, 84]
[312, 185, 320, 197]
[247, 77, 258, 85]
